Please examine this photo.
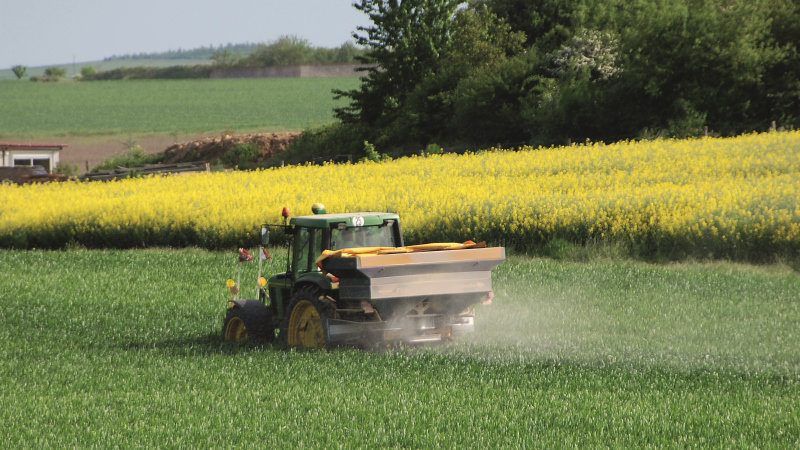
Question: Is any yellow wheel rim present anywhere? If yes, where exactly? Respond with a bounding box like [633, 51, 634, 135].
[287, 300, 325, 348]
[224, 317, 248, 341]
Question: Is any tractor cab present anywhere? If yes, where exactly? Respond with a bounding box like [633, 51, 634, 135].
[263, 205, 404, 323]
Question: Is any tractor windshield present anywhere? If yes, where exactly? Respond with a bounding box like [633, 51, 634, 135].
[332, 225, 396, 250]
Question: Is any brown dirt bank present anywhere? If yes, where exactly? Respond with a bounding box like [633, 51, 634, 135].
[39, 131, 299, 173]
[161, 132, 299, 164]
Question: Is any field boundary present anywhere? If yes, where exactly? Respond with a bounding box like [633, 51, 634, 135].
[209, 64, 371, 79]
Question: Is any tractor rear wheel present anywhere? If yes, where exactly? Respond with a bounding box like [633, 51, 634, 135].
[222, 299, 273, 342]
[280, 287, 335, 349]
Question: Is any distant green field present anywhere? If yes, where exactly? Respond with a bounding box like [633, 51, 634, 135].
[0, 77, 359, 137]
[1, 249, 798, 447]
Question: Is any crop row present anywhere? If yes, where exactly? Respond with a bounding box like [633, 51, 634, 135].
[2, 249, 798, 447]
[1, 131, 798, 262]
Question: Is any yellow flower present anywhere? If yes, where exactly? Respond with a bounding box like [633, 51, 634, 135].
[0, 131, 798, 260]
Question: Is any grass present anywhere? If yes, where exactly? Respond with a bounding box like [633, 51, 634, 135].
[0, 77, 359, 137]
[1, 248, 798, 447]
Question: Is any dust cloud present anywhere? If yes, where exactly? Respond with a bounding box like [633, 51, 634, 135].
[429, 281, 799, 376]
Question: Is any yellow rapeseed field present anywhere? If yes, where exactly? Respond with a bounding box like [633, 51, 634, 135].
[1, 131, 798, 261]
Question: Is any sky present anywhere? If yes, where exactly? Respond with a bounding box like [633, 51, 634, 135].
[0, 0, 371, 70]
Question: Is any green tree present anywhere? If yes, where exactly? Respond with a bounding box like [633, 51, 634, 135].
[210, 49, 241, 67]
[446, 5, 526, 74]
[221, 142, 261, 165]
[755, 0, 800, 129]
[476, 0, 588, 51]
[239, 35, 314, 66]
[333, 0, 461, 131]
[610, 0, 787, 136]
[11, 65, 27, 79]
[334, 42, 363, 63]
[265, 35, 314, 65]
[451, 52, 546, 146]
[286, 0, 799, 164]
[80, 65, 97, 77]
[54, 161, 79, 177]
[44, 66, 67, 81]
[91, 145, 163, 172]
[390, 6, 528, 148]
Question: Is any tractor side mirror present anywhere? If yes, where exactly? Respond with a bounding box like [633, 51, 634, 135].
[261, 225, 269, 246]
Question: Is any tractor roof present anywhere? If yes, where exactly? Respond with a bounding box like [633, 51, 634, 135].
[290, 212, 400, 228]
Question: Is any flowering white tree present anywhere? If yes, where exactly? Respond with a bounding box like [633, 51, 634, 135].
[547, 29, 621, 81]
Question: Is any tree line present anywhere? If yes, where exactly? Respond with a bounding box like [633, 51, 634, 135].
[80, 36, 363, 80]
[102, 39, 364, 66]
[212, 36, 364, 67]
[103, 43, 259, 61]
[285, 0, 800, 160]
[16, 37, 365, 81]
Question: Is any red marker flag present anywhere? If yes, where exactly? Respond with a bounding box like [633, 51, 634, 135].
[260, 247, 271, 260]
[238, 248, 254, 262]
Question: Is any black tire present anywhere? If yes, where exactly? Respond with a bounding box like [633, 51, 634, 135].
[222, 299, 274, 342]
[278, 286, 336, 349]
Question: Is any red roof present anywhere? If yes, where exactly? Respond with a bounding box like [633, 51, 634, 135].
[0, 142, 68, 149]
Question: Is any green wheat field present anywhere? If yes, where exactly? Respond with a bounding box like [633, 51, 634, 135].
[0, 78, 359, 137]
[1, 248, 797, 447]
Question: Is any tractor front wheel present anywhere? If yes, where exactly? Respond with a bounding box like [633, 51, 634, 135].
[222, 299, 273, 342]
[280, 287, 335, 349]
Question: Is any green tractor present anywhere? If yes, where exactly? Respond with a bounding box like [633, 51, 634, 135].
[222, 204, 505, 349]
